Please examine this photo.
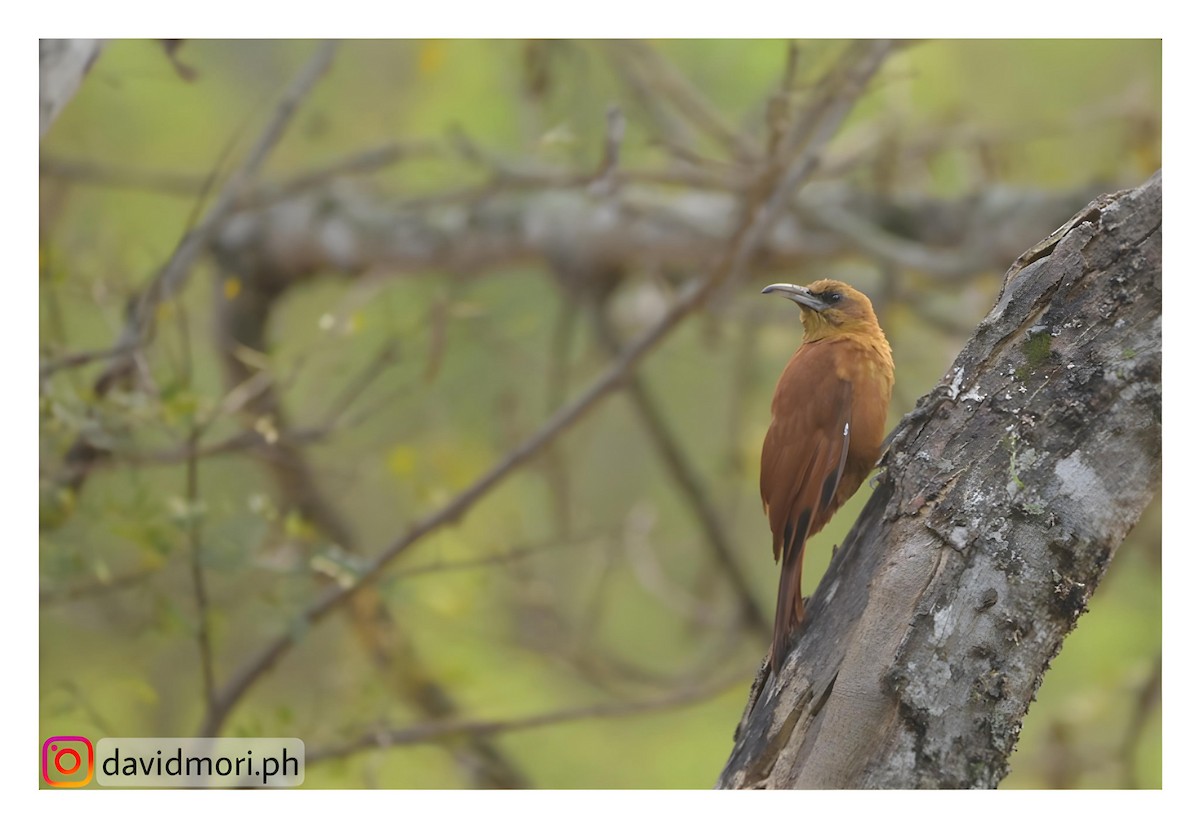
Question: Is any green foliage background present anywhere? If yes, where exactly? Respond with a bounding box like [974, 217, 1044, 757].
[40, 39, 1161, 789]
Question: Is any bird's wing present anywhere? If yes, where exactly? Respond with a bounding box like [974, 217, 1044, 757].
[760, 358, 852, 671]
[760, 368, 853, 562]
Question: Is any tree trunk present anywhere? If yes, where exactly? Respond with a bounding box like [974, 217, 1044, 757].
[718, 170, 1161, 789]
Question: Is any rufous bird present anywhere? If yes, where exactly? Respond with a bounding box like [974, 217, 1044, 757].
[760, 279, 894, 673]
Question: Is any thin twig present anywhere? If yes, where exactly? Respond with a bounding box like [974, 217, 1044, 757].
[92, 40, 338, 395]
[75, 341, 397, 473]
[244, 140, 445, 207]
[319, 338, 403, 429]
[793, 198, 978, 278]
[612, 41, 759, 162]
[592, 104, 625, 192]
[49, 42, 337, 497]
[39, 567, 159, 606]
[1120, 651, 1161, 788]
[39, 156, 207, 195]
[40, 341, 139, 381]
[185, 423, 216, 711]
[603, 43, 693, 155]
[382, 544, 548, 582]
[306, 676, 744, 764]
[40, 139, 443, 206]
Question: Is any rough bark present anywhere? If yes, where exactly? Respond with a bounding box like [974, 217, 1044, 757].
[717, 171, 1161, 789]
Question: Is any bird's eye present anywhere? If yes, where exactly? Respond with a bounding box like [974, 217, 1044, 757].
[827, 292, 842, 303]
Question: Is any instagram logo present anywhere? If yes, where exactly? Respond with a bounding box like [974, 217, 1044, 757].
[42, 736, 94, 787]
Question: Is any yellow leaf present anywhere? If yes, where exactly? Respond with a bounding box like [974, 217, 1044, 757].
[283, 511, 317, 541]
[121, 679, 159, 706]
[418, 40, 446, 76]
[538, 123, 577, 148]
[39, 482, 76, 530]
[387, 444, 417, 478]
[91, 558, 112, 584]
[449, 301, 486, 320]
[422, 579, 471, 617]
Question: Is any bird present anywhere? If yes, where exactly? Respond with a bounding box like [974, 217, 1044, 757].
[759, 279, 894, 674]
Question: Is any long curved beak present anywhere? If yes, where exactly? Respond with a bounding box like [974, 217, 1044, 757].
[762, 283, 827, 311]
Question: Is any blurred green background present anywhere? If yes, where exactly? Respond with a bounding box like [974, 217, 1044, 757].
[39, 39, 1161, 789]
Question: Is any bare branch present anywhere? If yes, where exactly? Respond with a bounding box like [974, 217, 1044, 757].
[246, 140, 445, 206]
[1120, 651, 1161, 787]
[92, 40, 338, 395]
[40, 567, 158, 606]
[307, 676, 745, 765]
[40, 140, 442, 203]
[40, 341, 139, 382]
[592, 104, 626, 192]
[610, 41, 759, 162]
[39, 156, 207, 196]
[384, 544, 548, 582]
[793, 199, 981, 278]
[184, 423, 216, 711]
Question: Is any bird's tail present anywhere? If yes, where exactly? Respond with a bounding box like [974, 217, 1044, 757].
[770, 526, 809, 674]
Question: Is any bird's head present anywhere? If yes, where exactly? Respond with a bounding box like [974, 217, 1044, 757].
[761, 278, 881, 342]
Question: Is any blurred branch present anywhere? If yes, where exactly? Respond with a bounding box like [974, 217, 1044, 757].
[200, 276, 713, 736]
[255, 141, 444, 202]
[39, 156, 206, 196]
[211, 170, 530, 789]
[91, 40, 338, 397]
[72, 339, 396, 476]
[822, 93, 1159, 183]
[603, 43, 693, 155]
[203, 164, 1102, 306]
[318, 338, 403, 429]
[1120, 651, 1162, 787]
[40, 567, 158, 606]
[307, 675, 745, 765]
[40, 341, 139, 382]
[606, 41, 759, 162]
[184, 422, 217, 711]
[39, 140, 443, 204]
[593, 104, 626, 191]
[339, 590, 530, 787]
[47, 42, 336, 498]
[197, 39, 897, 742]
[384, 543, 550, 582]
[793, 199, 980, 278]
[550, 101, 767, 637]
[160, 40, 197, 82]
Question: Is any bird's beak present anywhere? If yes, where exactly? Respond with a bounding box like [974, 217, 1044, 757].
[762, 283, 827, 311]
